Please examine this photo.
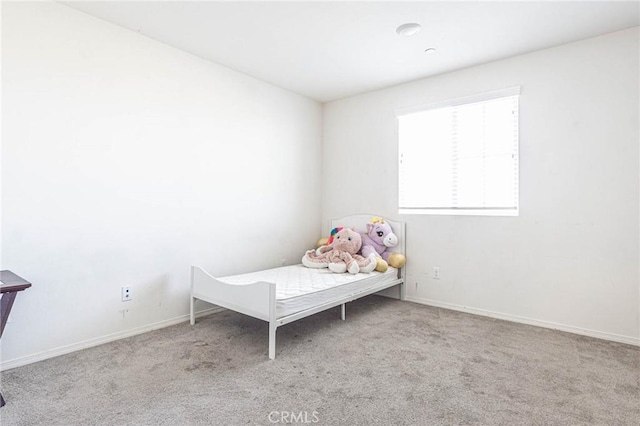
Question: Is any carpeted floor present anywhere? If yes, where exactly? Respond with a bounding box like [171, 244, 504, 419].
[1, 296, 638, 425]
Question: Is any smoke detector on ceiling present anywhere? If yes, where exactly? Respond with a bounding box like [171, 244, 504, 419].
[396, 23, 421, 37]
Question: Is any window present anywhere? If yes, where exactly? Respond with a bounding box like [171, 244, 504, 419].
[397, 87, 520, 216]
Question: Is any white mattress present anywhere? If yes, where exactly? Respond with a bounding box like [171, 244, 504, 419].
[218, 265, 399, 318]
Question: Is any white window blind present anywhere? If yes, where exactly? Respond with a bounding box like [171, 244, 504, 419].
[397, 87, 520, 216]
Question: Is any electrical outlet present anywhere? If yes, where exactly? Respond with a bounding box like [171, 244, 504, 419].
[121, 286, 132, 302]
[433, 267, 441, 280]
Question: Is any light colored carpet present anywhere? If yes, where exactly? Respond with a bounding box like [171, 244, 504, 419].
[1, 295, 638, 425]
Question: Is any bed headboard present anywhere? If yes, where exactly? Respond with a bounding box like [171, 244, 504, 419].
[329, 215, 406, 297]
[329, 215, 406, 259]
[327, 214, 407, 292]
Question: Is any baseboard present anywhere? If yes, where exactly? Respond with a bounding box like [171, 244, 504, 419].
[0, 307, 224, 372]
[405, 295, 640, 347]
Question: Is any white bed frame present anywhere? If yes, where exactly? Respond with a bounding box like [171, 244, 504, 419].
[190, 215, 406, 359]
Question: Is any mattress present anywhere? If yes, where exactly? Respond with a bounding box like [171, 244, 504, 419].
[218, 265, 399, 318]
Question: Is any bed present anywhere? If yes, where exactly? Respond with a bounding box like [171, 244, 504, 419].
[190, 215, 406, 359]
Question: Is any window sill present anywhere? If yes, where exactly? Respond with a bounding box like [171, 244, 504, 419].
[399, 208, 518, 217]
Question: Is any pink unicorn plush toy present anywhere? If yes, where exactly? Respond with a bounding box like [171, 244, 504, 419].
[302, 227, 377, 274]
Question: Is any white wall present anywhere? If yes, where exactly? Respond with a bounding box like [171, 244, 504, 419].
[323, 28, 639, 344]
[0, 1, 3, 272]
[1, 2, 322, 367]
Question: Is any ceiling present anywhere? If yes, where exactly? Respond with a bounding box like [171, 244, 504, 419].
[63, 1, 640, 103]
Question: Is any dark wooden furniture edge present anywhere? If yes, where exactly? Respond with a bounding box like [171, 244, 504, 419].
[0, 270, 33, 408]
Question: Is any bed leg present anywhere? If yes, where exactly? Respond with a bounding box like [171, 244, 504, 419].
[269, 322, 277, 360]
[190, 296, 195, 325]
[268, 282, 277, 359]
[341, 303, 346, 320]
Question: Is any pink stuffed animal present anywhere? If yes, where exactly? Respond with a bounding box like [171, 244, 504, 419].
[302, 227, 377, 274]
